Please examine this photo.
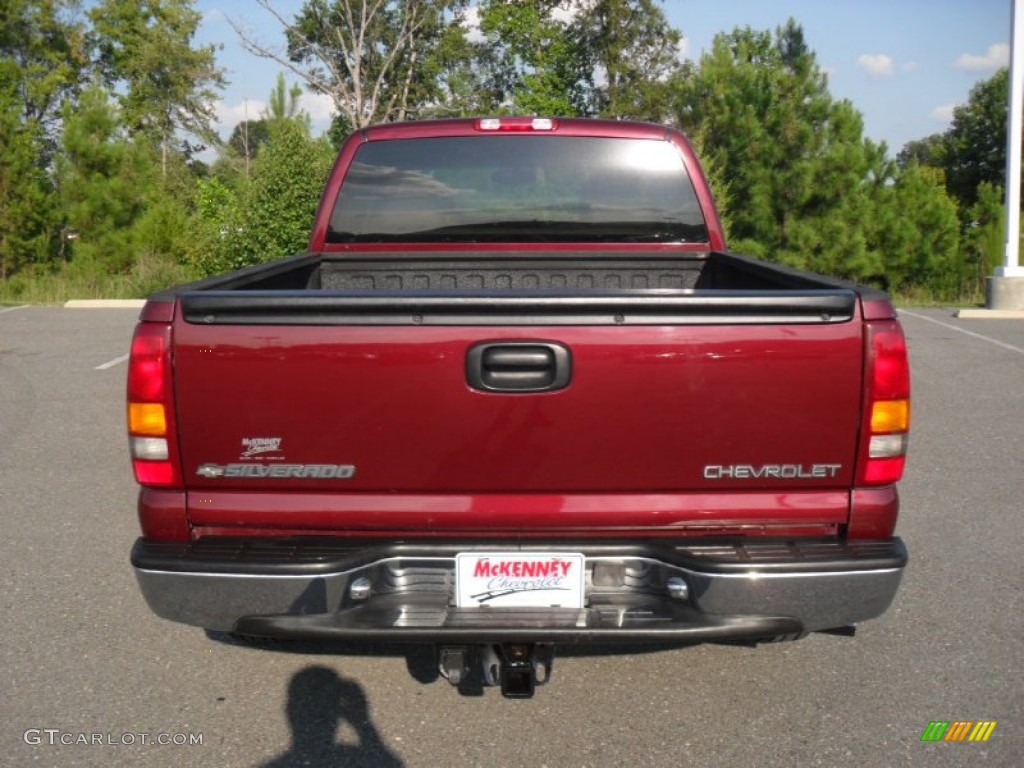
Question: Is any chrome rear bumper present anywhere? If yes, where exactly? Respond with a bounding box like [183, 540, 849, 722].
[132, 537, 906, 642]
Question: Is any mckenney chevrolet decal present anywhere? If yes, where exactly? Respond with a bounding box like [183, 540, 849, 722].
[456, 553, 585, 608]
[240, 437, 284, 459]
[196, 463, 356, 479]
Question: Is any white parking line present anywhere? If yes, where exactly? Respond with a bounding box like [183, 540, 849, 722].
[0, 305, 27, 314]
[899, 310, 1024, 355]
[95, 353, 130, 370]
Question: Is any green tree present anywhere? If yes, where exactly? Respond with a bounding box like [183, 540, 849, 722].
[413, 7, 484, 118]
[89, 0, 224, 174]
[679, 24, 864, 256]
[677, 21, 876, 276]
[267, 71, 307, 124]
[56, 85, 155, 275]
[0, 60, 53, 279]
[183, 175, 244, 275]
[896, 132, 946, 172]
[867, 163, 961, 297]
[578, 0, 688, 121]
[235, 0, 466, 128]
[468, 1, 690, 120]
[897, 70, 1020, 219]
[0, 0, 87, 156]
[944, 69, 1011, 210]
[228, 119, 272, 170]
[893, 69, 1018, 299]
[0, 0, 88, 279]
[234, 119, 335, 266]
[226, 74, 307, 173]
[963, 181, 1006, 294]
[476, 0, 593, 116]
[192, 73, 336, 277]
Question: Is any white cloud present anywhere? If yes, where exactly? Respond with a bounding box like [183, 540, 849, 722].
[677, 37, 691, 61]
[902, 61, 920, 73]
[551, 0, 594, 24]
[931, 104, 957, 123]
[954, 43, 1009, 71]
[857, 53, 895, 77]
[462, 5, 484, 44]
[214, 92, 334, 133]
[298, 91, 335, 123]
[201, 8, 225, 25]
[215, 99, 268, 129]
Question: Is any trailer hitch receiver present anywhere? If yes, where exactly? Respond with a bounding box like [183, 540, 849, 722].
[496, 644, 554, 699]
[438, 644, 555, 697]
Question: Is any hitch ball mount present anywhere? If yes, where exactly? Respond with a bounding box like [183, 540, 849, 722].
[439, 643, 554, 698]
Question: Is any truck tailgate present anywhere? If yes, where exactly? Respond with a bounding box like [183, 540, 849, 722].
[172, 313, 864, 506]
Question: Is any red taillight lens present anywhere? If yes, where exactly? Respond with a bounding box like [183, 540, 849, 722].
[862, 455, 906, 485]
[127, 322, 180, 488]
[870, 325, 910, 400]
[857, 320, 911, 486]
[128, 331, 166, 402]
[133, 460, 176, 486]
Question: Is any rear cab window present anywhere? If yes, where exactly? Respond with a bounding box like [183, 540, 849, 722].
[328, 135, 708, 244]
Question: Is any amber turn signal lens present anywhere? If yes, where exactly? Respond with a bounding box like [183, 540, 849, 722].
[870, 399, 909, 433]
[128, 402, 167, 436]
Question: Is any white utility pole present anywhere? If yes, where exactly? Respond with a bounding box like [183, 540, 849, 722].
[1001, 0, 1023, 275]
[988, 0, 1024, 309]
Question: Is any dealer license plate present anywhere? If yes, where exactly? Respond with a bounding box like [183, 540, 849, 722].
[455, 553, 586, 608]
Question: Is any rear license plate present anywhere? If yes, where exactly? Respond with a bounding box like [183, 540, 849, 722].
[455, 553, 585, 608]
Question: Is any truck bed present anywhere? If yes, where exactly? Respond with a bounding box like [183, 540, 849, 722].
[160, 249, 859, 293]
[158, 250, 869, 327]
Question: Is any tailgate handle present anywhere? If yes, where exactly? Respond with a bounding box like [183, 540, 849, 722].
[467, 342, 571, 393]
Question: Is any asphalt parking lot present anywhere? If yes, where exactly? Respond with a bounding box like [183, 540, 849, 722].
[1, 305, 1021, 767]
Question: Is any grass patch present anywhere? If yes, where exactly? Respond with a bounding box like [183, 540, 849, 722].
[0, 254, 198, 305]
[891, 287, 986, 309]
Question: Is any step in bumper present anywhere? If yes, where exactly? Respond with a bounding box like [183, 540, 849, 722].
[132, 537, 907, 642]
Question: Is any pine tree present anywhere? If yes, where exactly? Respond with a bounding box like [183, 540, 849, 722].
[677, 20, 901, 284]
[0, 60, 53, 279]
[57, 86, 155, 275]
[864, 163, 962, 297]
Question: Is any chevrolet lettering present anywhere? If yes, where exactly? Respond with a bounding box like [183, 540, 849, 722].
[703, 463, 843, 480]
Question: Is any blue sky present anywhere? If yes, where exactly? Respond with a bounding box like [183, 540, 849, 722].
[196, 0, 1013, 155]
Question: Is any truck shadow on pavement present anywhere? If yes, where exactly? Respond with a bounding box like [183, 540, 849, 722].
[256, 664, 404, 768]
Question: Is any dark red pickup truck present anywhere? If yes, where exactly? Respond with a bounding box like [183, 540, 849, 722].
[127, 117, 910, 697]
